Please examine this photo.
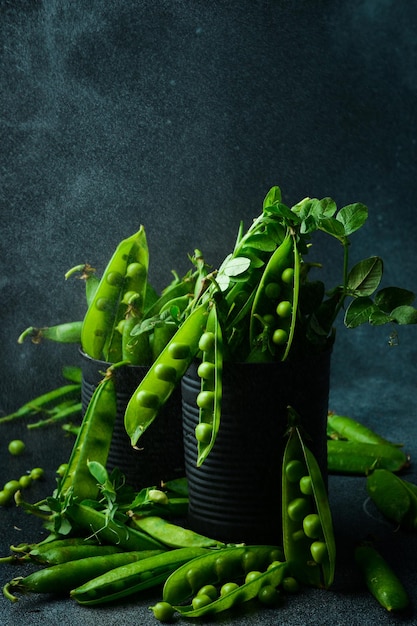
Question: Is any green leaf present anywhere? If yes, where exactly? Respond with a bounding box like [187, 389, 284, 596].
[347, 257, 383, 296]
[318, 217, 346, 238]
[87, 460, 109, 485]
[374, 286, 415, 313]
[263, 185, 282, 209]
[216, 273, 230, 292]
[336, 203, 368, 235]
[223, 257, 251, 277]
[368, 308, 392, 326]
[344, 297, 377, 328]
[390, 305, 417, 325]
[243, 233, 277, 252]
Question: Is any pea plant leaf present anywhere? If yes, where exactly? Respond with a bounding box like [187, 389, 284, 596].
[344, 297, 378, 328]
[390, 305, 417, 325]
[347, 257, 383, 296]
[318, 217, 346, 239]
[222, 257, 251, 277]
[336, 203, 368, 235]
[374, 286, 416, 313]
[263, 185, 282, 209]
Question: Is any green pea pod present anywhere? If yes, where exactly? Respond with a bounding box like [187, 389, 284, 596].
[144, 270, 197, 318]
[81, 227, 148, 360]
[282, 425, 336, 588]
[66, 503, 167, 551]
[0, 384, 81, 424]
[163, 545, 283, 605]
[70, 547, 209, 606]
[3, 550, 163, 602]
[27, 401, 82, 429]
[128, 515, 225, 549]
[195, 302, 223, 466]
[125, 303, 209, 448]
[355, 544, 409, 612]
[327, 440, 409, 475]
[174, 560, 287, 617]
[367, 469, 417, 530]
[17, 321, 83, 344]
[62, 365, 82, 384]
[28, 543, 124, 565]
[249, 231, 300, 362]
[327, 413, 396, 446]
[57, 369, 117, 502]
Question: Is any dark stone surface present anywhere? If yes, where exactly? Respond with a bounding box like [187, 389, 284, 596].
[1, 1, 416, 624]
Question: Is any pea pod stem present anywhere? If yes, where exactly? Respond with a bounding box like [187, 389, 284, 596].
[17, 321, 83, 344]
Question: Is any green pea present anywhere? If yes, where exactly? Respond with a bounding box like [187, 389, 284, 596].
[192, 593, 213, 609]
[56, 464, 68, 477]
[287, 497, 310, 522]
[276, 300, 292, 318]
[95, 297, 112, 311]
[263, 314, 276, 327]
[299, 475, 313, 495]
[245, 570, 262, 584]
[136, 390, 160, 410]
[105, 271, 124, 286]
[220, 581, 239, 596]
[264, 282, 281, 300]
[196, 390, 215, 410]
[8, 439, 25, 456]
[258, 584, 284, 607]
[195, 422, 213, 444]
[149, 601, 175, 622]
[310, 541, 328, 564]
[3, 480, 20, 495]
[282, 576, 300, 593]
[197, 584, 218, 601]
[168, 342, 191, 360]
[148, 489, 169, 505]
[0, 490, 11, 506]
[285, 459, 305, 483]
[18, 475, 32, 489]
[303, 514, 322, 539]
[281, 267, 294, 284]
[122, 290, 140, 305]
[126, 262, 145, 279]
[272, 328, 288, 345]
[30, 467, 44, 480]
[197, 361, 215, 381]
[154, 363, 177, 384]
[198, 332, 215, 353]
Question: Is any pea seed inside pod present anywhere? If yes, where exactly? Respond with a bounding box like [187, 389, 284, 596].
[198, 331, 215, 353]
[136, 390, 160, 410]
[276, 300, 292, 318]
[105, 271, 124, 286]
[287, 497, 310, 522]
[197, 361, 215, 381]
[303, 513, 322, 539]
[298, 475, 313, 496]
[95, 297, 112, 311]
[285, 459, 306, 483]
[196, 390, 215, 410]
[281, 267, 294, 284]
[125, 262, 145, 279]
[195, 422, 213, 444]
[154, 363, 177, 384]
[265, 282, 281, 300]
[272, 328, 288, 345]
[310, 541, 328, 564]
[168, 342, 191, 360]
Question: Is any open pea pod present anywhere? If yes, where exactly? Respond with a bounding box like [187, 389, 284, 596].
[194, 302, 224, 466]
[81, 226, 149, 361]
[282, 424, 336, 588]
[124, 303, 209, 447]
[248, 231, 300, 362]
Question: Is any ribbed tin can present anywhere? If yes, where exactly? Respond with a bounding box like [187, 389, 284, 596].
[181, 349, 331, 545]
[80, 352, 184, 489]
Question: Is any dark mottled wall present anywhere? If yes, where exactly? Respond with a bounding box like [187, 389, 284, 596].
[1, 0, 417, 413]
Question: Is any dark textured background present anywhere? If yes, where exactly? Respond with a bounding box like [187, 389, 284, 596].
[1, 1, 417, 624]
